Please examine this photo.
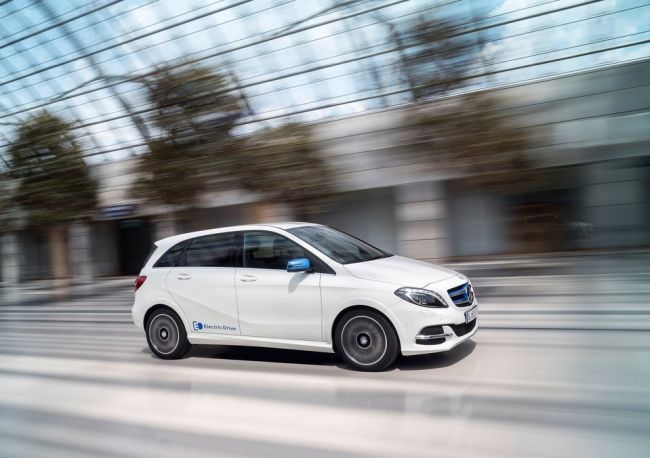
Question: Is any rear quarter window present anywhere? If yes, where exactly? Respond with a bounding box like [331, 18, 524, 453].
[153, 240, 189, 268]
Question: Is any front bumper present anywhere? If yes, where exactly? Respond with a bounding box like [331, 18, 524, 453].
[401, 318, 478, 356]
[396, 276, 479, 356]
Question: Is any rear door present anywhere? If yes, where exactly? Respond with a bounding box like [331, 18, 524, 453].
[166, 232, 240, 335]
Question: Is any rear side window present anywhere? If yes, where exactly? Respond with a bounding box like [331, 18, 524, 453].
[153, 240, 189, 268]
[183, 232, 236, 267]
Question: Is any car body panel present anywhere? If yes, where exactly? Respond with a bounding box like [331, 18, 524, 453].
[131, 266, 187, 329]
[234, 268, 322, 341]
[166, 266, 240, 335]
[188, 332, 333, 353]
[343, 255, 458, 287]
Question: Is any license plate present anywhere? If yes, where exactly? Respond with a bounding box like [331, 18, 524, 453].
[465, 306, 478, 323]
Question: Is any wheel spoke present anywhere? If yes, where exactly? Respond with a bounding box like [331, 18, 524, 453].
[341, 316, 387, 366]
[148, 314, 180, 355]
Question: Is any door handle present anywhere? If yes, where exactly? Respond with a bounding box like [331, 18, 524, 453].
[176, 273, 191, 280]
[239, 275, 257, 282]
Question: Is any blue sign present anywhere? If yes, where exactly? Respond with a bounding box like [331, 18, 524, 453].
[99, 204, 135, 219]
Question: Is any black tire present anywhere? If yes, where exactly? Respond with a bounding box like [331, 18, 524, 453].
[145, 308, 192, 360]
[334, 309, 399, 371]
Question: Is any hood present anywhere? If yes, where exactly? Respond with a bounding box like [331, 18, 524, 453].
[343, 255, 458, 287]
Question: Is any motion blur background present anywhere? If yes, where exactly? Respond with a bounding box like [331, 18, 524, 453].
[0, 1, 650, 457]
[0, 0, 649, 280]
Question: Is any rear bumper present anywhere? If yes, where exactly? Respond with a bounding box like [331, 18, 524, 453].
[131, 301, 144, 329]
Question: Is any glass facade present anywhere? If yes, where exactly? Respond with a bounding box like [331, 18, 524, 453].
[1, 0, 648, 166]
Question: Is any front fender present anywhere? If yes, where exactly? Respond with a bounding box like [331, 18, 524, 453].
[322, 294, 407, 346]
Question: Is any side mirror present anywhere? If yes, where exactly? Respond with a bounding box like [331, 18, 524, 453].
[287, 257, 311, 272]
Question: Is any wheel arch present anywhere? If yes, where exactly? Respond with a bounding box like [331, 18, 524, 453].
[143, 303, 186, 330]
[330, 305, 402, 353]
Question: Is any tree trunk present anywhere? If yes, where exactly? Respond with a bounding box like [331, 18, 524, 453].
[248, 201, 294, 223]
[48, 225, 70, 282]
[174, 207, 197, 233]
[153, 215, 177, 241]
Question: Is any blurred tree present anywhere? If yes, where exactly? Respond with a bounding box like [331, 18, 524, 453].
[0, 175, 13, 232]
[8, 111, 97, 278]
[385, 13, 543, 190]
[408, 92, 540, 192]
[134, 65, 244, 226]
[351, 9, 481, 101]
[237, 123, 335, 217]
[394, 15, 476, 101]
[135, 64, 337, 225]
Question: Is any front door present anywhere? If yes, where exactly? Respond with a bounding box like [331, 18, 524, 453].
[235, 231, 322, 341]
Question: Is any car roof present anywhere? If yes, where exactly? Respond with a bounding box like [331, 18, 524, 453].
[155, 222, 322, 247]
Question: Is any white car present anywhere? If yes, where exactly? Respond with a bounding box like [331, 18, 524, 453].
[132, 223, 478, 371]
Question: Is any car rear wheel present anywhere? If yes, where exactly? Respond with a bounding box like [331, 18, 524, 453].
[146, 308, 192, 359]
[335, 309, 399, 371]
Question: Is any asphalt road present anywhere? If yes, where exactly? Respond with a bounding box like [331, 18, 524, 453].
[0, 274, 649, 457]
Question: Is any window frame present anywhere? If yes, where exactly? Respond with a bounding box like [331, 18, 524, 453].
[179, 231, 239, 268]
[239, 230, 334, 274]
[152, 229, 335, 274]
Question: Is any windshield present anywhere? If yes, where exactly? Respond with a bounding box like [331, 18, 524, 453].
[287, 226, 392, 264]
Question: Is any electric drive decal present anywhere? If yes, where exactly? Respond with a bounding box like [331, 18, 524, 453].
[193, 321, 236, 332]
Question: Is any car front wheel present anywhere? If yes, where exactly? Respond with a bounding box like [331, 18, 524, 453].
[335, 309, 399, 371]
[145, 308, 192, 359]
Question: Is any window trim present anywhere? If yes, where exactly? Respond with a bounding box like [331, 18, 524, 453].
[153, 229, 335, 274]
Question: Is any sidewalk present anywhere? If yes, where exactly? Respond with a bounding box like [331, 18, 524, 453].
[0, 277, 134, 307]
[444, 250, 650, 278]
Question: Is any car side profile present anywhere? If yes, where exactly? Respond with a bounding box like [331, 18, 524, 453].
[132, 223, 478, 371]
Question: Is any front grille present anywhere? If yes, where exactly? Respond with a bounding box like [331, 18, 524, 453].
[450, 319, 476, 337]
[447, 282, 474, 307]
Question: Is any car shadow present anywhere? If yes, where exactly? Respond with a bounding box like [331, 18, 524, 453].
[188, 344, 340, 367]
[396, 339, 477, 371]
[145, 338, 477, 371]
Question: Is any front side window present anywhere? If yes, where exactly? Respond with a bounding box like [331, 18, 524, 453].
[153, 240, 189, 268]
[287, 226, 391, 264]
[243, 231, 308, 270]
[184, 232, 236, 267]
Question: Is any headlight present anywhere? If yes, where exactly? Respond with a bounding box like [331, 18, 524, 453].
[394, 287, 448, 308]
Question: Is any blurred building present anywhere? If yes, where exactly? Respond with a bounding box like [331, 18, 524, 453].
[2, 58, 649, 282]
